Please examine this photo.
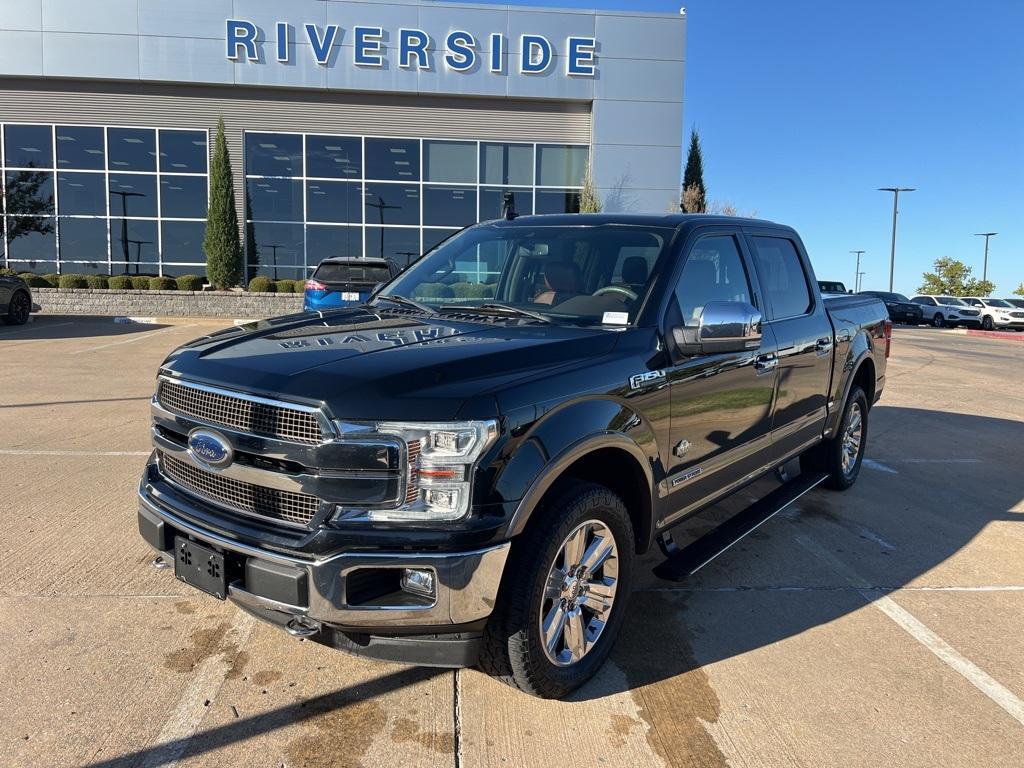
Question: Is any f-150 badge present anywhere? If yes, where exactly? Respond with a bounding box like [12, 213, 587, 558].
[629, 370, 666, 390]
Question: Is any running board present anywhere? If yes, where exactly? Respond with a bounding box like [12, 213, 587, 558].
[652, 471, 829, 582]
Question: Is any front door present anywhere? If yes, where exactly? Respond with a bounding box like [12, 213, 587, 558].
[661, 231, 778, 527]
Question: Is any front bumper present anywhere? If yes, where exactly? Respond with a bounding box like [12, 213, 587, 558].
[139, 487, 510, 667]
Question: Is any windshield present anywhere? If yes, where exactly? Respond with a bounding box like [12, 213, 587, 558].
[819, 282, 847, 293]
[314, 263, 391, 285]
[984, 299, 1012, 308]
[866, 291, 910, 302]
[937, 296, 966, 306]
[377, 223, 675, 325]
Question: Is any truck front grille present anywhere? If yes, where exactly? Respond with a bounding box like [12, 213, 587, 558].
[158, 379, 325, 444]
[159, 452, 320, 527]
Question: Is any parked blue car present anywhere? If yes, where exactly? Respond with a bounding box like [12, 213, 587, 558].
[303, 257, 400, 312]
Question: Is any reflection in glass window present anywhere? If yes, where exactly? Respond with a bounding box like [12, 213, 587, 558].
[363, 183, 420, 226]
[306, 181, 362, 224]
[423, 228, 459, 253]
[109, 218, 158, 266]
[480, 187, 534, 220]
[5, 171, 55, 215]
[58, 217, 108, 262]
[536, 145, 588, 187]
[57, 172, 106, 216]
[365, 138, 419, 181]
[365, 226, 420, 265]
[61, 258, 110, 275]
[306, 135, 361, 178]
[161, 221, 207, 264]
[423, 186, 476, 227]
[480, 143, 533, 186]
[8, 260, 58, 273]
[247, 222, 304, 275]
[161, 176, 208, 219]
[307, 225, 362, 261]
[161, 262, 208, 278]
[4, 125, 53, 169]
[107, 128, 156, 172]
[56, 126, 105, 170]
[535, 189, 582, 214]
[159, 130, 208, 174]
[247, 178, 303, 222]
[246, 133, 302, 176]
[6, 217, 56, 260]
[109, 174, 157, 218]
[424, 141, 475, 183]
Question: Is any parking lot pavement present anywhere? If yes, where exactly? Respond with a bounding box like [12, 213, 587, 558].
[1, 318, 1022, 767]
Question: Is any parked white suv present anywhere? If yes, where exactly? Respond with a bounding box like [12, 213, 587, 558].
[909, 295, 982, 328]
[960, 297, 1024, 331]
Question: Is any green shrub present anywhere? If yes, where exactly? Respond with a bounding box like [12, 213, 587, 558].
[248, 276, 276, 293]
[59, 273, 88, 289]
[149, 277, 177, 291]
[175, 274, 205, 292]
[0, 267, 17, 277]
[22, 274, 50, 288]
[130, 276, 152, 290]
[42, 273, 60, 287]
[85, 275, 109, 289]
[413, 283, 455, 299]
[274, 279, 295, 294]
[109, 275, 133, 290]
[450, 282, 496, 299]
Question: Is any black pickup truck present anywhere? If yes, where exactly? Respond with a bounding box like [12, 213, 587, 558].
[138, 214, 889, 698]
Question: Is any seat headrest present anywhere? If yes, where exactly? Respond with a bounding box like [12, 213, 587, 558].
[544, 261, 583, 293]
[621, 256, 649, 286]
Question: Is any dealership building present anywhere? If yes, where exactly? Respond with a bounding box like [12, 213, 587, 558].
[0, 0, 685, 280]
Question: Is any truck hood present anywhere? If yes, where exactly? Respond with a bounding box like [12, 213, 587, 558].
[161, 308, 620, 421]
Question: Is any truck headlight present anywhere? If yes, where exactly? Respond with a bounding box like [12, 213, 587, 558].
[333, 420, 498, 523]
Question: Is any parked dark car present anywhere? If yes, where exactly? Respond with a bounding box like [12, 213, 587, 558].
[858, 291, 923, 325]
[303, 257, 400, 312]
[139, 214, 889, 699]
[0, 272, 32, 325]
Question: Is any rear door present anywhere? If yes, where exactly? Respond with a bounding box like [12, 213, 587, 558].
[745, 231, 834, 459]
[661, 228, 779, 525]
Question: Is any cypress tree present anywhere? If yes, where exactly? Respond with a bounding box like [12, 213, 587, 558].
[681, 128, 706, 213]
[203, 117, 242, 289]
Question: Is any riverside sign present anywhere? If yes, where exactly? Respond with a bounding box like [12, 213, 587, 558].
[225, 20, 599, 77]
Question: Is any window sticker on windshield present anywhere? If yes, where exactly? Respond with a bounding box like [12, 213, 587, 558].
[602, 311, 629, 325]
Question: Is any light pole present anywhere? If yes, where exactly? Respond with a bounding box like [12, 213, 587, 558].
[878, 187, 915, 292]
[365, 195, 401, 259]
[850, 250, 865, 292]
[858, 271, 866, 292]
[110, 190, 145, 273]
[973, 232, 997, 282]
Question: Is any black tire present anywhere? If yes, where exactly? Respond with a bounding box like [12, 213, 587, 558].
[932, 313, 945, 328]
[478, 480, 635, 699]
[981, 316, 994, 331]
[3, 290, 31, 326]
[805, 386, 869, 491]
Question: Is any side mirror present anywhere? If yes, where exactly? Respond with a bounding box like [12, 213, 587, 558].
[671, 301, 763, 356]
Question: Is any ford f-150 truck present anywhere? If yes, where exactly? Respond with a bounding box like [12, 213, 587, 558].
[138, 214, 889, 699]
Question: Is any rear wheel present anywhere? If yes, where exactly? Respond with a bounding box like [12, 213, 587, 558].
[932, 313, 945, 328]
[479, 480, 634, 699]
[802, 386, 868, 491]
[3, 290, 30, 325]
[982, 316, 994, 331]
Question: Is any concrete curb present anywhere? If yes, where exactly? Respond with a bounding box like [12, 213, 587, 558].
[966, 329, 1024, 342]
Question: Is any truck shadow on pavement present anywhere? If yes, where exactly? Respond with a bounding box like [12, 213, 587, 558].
[0, 314, 170, 341]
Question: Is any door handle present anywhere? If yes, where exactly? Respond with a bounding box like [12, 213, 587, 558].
[815, 337, 833, 355]
[755, 353, 778, 374]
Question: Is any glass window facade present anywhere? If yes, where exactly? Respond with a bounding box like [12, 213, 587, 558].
[1, 123, 208, 275]
[244, 133, 588, 278]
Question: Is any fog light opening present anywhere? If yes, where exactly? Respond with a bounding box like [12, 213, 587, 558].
[401, 568, 436, 598]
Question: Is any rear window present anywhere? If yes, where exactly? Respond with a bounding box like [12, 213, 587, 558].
[751, 237, 812, 319]
[313, 263, 391, 284]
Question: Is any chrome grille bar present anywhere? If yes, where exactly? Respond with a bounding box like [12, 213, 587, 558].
[157, 378, 326, 445]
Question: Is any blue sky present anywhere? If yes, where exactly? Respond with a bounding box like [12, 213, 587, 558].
[456, 0, 1024, 296]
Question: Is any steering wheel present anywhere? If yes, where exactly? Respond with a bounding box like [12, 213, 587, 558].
[593, 285, 638, 301]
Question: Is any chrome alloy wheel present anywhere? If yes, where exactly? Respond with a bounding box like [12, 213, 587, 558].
[539, 519, 619, 667]
[841, 402, 863, 476]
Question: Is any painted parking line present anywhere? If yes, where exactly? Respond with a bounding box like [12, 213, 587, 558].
[70, 324, 196, 354]
[795, 534, 1024, 726]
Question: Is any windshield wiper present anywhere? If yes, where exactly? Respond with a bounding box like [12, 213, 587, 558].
[443, 303, 553, 324]
[371, 294, 436, 315]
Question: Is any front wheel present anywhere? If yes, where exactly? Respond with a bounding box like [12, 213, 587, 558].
[3, 290, 31, 325]
[479, 480, 635, 699]
[982, 316, 994, 331]
[932, 313, 945, 328]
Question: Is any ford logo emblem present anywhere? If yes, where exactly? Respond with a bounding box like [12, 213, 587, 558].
[187, 429, 233, 469]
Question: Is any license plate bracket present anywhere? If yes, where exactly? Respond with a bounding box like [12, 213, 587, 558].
[174, 536, 228, 599]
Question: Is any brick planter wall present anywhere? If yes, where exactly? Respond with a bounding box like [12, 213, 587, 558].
[32, 288, 304, 319]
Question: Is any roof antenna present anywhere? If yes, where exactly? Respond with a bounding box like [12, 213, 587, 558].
[502, 191, 518, 220]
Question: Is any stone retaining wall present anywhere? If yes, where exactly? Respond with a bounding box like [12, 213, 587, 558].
[32, 288, 304, 319]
